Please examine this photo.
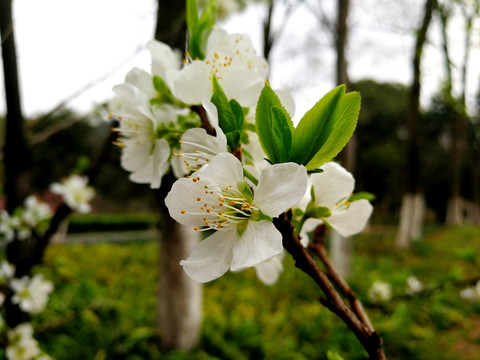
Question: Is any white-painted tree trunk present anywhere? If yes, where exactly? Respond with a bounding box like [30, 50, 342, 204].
[395, 193, 425, 248]
[330, 231, 351, 278]
[446, 195, 464, 225]
[157, 216, 202, 350]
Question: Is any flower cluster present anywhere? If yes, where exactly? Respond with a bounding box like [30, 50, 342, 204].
[0, 261, 53, 359]
[109, 27, 268, 189]
[111, 1, 373, 285]
[0, 196, 52, 244]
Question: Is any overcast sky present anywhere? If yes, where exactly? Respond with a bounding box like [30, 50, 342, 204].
[1, 0, 479, 122]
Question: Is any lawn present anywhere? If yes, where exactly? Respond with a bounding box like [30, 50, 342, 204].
[29, 225, 480, 359]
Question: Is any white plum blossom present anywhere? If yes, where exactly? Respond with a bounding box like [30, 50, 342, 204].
[111, 67, 188, 188]
[0, 210, 19, 243]
[16, 196, 53, 240]
[167, 28, 268, 107]
[6, 323, 41, 360]
[0, 261, 15, 283]
[174, 100, 228, 173]
[302, 162, 373, 238]
[10, 274, 54, 315]
[165, 152, 308, 282]
[368, 281, 392, 303]
[50, 174, 95, 213]
[406, 276, 423, 295]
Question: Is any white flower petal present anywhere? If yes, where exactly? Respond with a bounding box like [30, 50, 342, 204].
[147, 40, 181, 80]
[254, 163, 308, 217]
[311, 162, 355, 209]
[220, 69, 265, 107]
[167, 61, 212, 105]
[129, 139, 170, 189]
[121, 143, 151, 172]
[231, 220, 283, 271]
[165, 177, 204, 226]
[198, 153, 243, 187]
[202, 100, 228, 145]
[328, 200, 373, 237]
[180, 228, 235, 283]
[255, 252, 284, 285]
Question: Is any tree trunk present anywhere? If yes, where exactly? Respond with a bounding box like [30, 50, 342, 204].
[329, 0, 354, 276]
[154, 1, 202, 350]
[157, 211, 202, 350]
[438, 3, 464, 226]
[0, 0, 31, 213]
[395, 0, 435, 248]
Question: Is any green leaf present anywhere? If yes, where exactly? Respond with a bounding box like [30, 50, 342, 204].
[211, 76, 236, 133]
[230, 99, 244, 131]
[255, 83, 294, 163]
[198, 0, 219, 29]
[186, 0, 199, 41]
[348, 191, 376, 202]
[305, 91, 360, 170]
[188, 0, 219, 59]
[152, 76, 177, 104]
[307, 206, 331, 219]
[271, 106, 292, 162]
[225, 130, 241, 150]
[289, 85, 344, 166]
[289, 85, 360, 170]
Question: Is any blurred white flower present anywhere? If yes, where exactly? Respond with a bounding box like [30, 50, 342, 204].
[406, 276, 423, 295]
[10, 274, 54, 315]
[51, 174, 95, 213]
[0, 210, 19, 243]
[12, 196, 53, 240]
[368, 281, 392, 303]
[6, 323, 41, 360]
[0, 261, 15, 283]
[460, 280, 480, 301]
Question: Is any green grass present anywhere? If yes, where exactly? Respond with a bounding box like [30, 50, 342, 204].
[30, 225, 480, 359]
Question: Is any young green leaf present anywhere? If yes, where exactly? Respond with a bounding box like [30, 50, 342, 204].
[305, 91, 360, 170]
[187, 0, 219, 59]
[186, 0, 199, 41]
[211, 76, 236, 133]
[230, 99, 245, 132]
[289, 85, 345, 166]
[271, 106, 292, 163]
[255, 83, 294, 163]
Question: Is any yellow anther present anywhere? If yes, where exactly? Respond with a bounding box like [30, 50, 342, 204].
[181, 210, 186, 214]
[214, 52, 219, 59]
[194, 227, 198, 231]
[197, 197, 201, 201]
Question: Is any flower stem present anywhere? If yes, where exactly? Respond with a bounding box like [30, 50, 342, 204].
[243, 168, 259, 186]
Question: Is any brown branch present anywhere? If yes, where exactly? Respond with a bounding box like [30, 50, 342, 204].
[309, 224, 374, 332]
[29, 115, 86, 145]
[273, 212, 386, 360]
[191, 105, 215, 135]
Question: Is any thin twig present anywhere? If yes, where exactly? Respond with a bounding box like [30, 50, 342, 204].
[273, 211, 386, 360]
[309, 224, 374, 332]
